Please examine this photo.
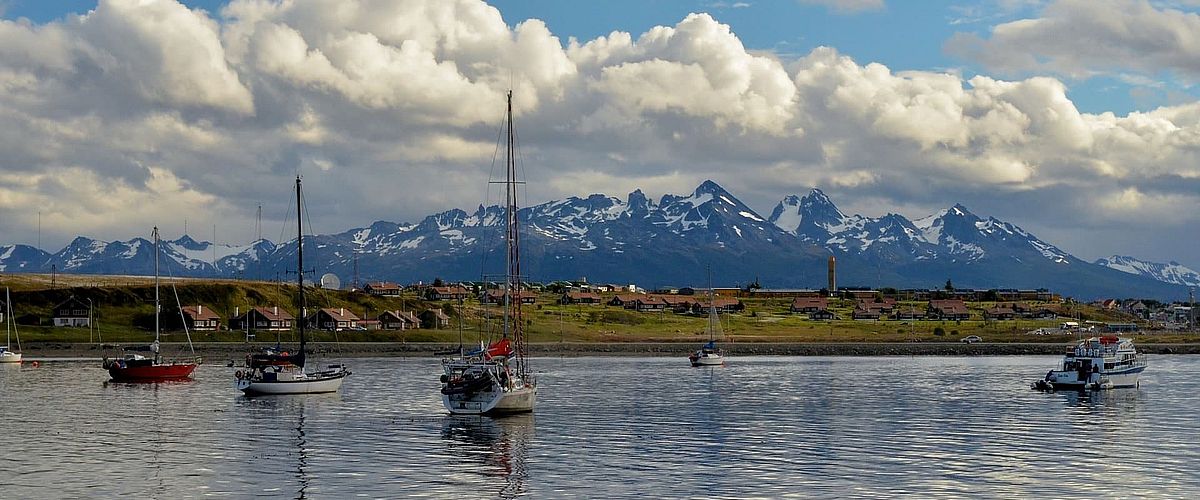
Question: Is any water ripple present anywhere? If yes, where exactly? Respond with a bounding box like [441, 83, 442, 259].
[3, 355, 1200, 497]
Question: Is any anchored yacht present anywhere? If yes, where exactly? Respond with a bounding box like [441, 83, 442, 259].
[1033, 335, 1146, 391]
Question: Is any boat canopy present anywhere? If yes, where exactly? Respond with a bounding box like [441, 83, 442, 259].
[248, 350, 304, 368]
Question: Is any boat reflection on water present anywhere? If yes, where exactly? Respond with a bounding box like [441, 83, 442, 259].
[294, 410, 311, 500]
[102, 376, 194, 389]
[231, 394, 338, 499]
[441, 414, 533, 499]
[1057, 386, 1145, 410]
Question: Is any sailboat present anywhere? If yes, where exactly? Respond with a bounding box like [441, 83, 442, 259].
[235, 176, 350, 395]
[1, 288, 22, 363]
[689, 273, 726, 367]
[103, 227, 200, 380]
[440, 90, 537, 415]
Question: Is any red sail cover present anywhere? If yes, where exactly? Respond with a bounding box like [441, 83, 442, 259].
[485, 339, 514, 360]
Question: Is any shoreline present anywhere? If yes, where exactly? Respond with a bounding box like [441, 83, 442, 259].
[15, 341, 1200, 360]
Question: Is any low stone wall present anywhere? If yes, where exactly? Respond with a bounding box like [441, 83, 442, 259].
[19, 341, 1200, 359]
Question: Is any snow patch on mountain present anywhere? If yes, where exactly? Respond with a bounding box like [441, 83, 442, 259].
[1096, 255, 1200, 286]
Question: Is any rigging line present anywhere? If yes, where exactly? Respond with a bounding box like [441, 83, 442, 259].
[277, 186, 295, 268]
[6, 288, 20, 352]
[511, 101, 533, 292]
[478, 98, 507, 293]
[159, 244, 197, 357]
[476, 92, 511, 346]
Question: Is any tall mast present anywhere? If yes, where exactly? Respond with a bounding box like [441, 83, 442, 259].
[504, 90, 526, 376]
[707, 267, 715, 341]
[296, 176, 306, 366]
[5, 287, 10, 346]
[154, 226, 160, 344]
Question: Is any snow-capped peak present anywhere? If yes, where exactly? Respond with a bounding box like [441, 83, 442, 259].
[1096, 255, 1200, 287]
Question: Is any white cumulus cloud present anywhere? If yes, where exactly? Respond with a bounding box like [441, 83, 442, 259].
[0, 0, 1197, 268]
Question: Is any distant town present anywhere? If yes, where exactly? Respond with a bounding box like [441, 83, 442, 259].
[3, 272, 1196, 339]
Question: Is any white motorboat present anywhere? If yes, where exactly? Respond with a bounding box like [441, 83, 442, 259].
[440, 90, 536, 415]
[1032, 335, 1146, 391]
[236, 176, 350, 395]
[1, 288, 22, 364]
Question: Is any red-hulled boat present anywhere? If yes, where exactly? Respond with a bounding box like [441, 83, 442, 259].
[103, 227, 202, 382]
[105, 344, 199, 381]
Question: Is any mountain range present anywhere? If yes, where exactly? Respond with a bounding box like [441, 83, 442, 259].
[1, 181, 1195, 300]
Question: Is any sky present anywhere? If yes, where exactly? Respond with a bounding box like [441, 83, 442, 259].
[0, 0, 1197, 270]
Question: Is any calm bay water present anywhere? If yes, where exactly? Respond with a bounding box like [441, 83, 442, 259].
[2, 355, 1200, 498]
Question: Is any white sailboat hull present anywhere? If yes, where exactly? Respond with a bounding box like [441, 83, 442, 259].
[0, 351, 21, 363]
[443, 384, 537, 415]
[236, 369, 349, 395]
[690, 354, 723, 367]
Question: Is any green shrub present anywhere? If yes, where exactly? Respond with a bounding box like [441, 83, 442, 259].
[933, 326, 946, 336]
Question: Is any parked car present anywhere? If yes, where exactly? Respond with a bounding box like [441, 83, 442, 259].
[960, 335, 982, 344]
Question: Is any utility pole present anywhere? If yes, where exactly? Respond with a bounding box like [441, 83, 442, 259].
[1190, 287, 1196, 332]
[256, 204, 263, 281]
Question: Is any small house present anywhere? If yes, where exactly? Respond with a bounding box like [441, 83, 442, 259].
[560, 292, 601, 305]
[851, 307, 881, 320]
[983, 306, 1017, 321]
[632, 296, 668, 312]
[483, 290, 537, 305]
[609, 294, 644, 308]
[892, 307, 926, 320]
[52, 296, 92, 327]
[927, 300, 970, 321]
[307, 308, 360, 331]
[809, 309, 836, 320]
[690, 297, 743, 315]
[420, 309, 451, 329]
[378, 310, 420, 330]
[790, 297, 829, 314]
[229, 306, 294, 332]
[180, 305, 221, 331]
[425, 285, 471, 301]
[661, 296, 698, 313]
[857, 298, 895, 314]
[364, 282, 402, 296]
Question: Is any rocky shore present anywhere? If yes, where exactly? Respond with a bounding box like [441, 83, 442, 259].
[18, 341, 1200, 360]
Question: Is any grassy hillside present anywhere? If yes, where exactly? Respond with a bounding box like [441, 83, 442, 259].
[3, 274, 1197, 345]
